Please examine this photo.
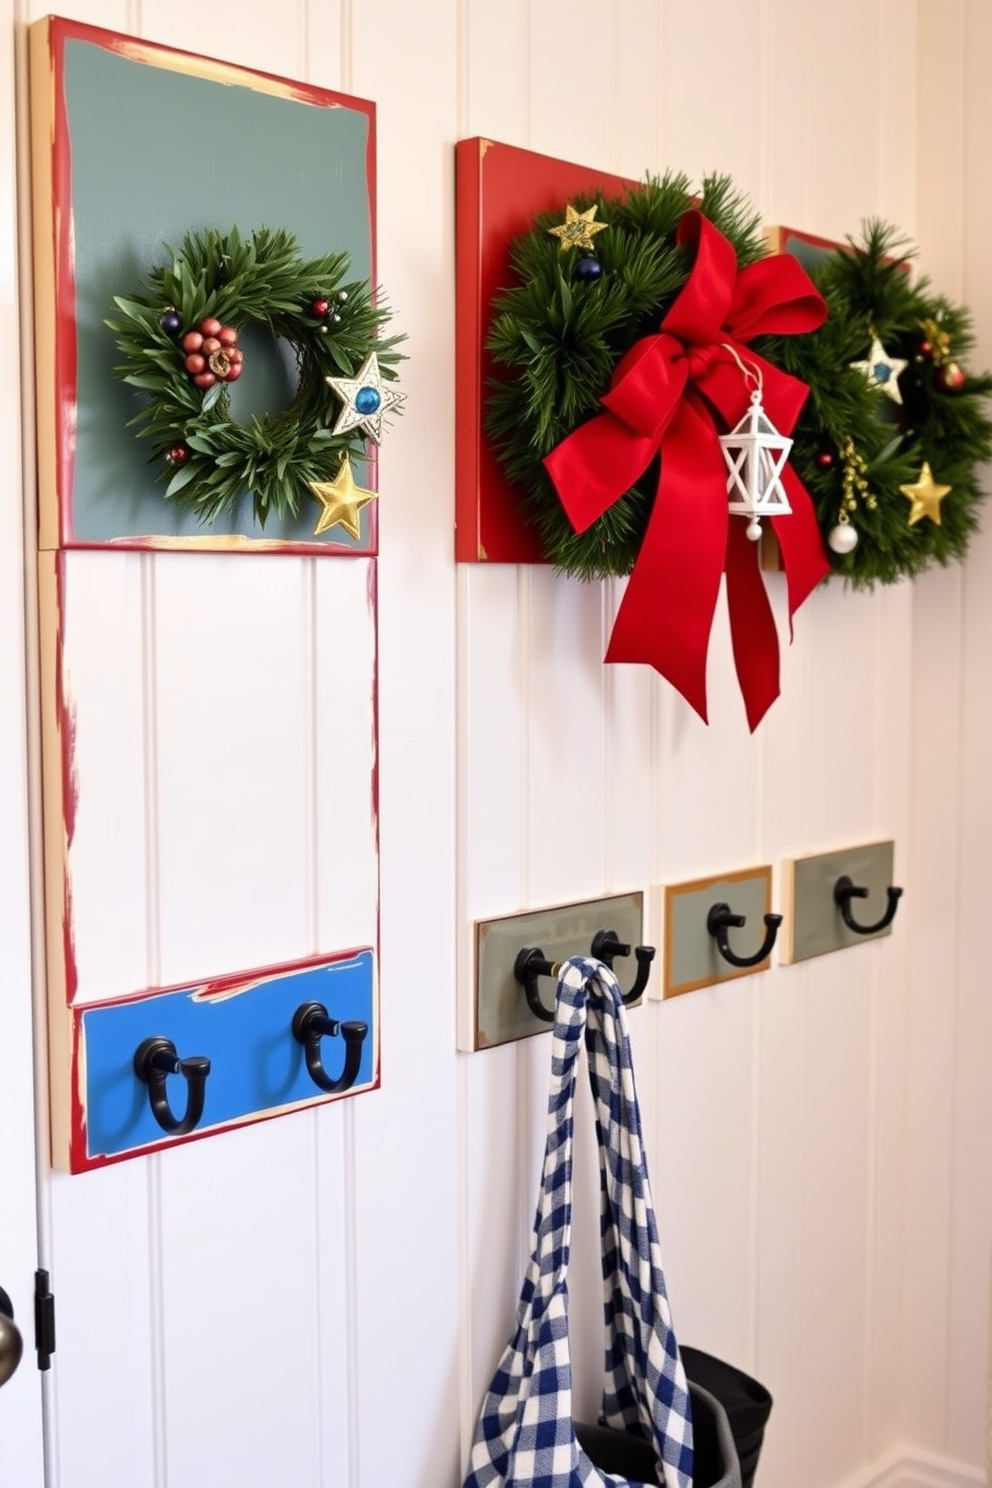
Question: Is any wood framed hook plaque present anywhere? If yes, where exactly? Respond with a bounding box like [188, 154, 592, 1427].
[655, 866, 777, 998]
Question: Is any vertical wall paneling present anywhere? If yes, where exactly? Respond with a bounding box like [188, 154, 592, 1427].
[156, 1120, 327, 1486]
[457, 1, 531, 1459]
[909, 1, 965, 1462]
[43, 553, 149, 1007]
[916, 0, 992, 1470]
[47, 1164, 157, 1487]
[946, 0, 992, 1463]
[152, 556, 312, 985]
[352, 3, 462, 1485]
[661, 4, 764, 196]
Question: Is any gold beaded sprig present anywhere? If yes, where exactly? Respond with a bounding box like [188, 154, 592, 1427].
[918, 316, 951, 366]
[839, 437, 877, 518]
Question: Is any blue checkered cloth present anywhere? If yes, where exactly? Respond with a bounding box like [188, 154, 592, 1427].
[462, 956, 694, 1488]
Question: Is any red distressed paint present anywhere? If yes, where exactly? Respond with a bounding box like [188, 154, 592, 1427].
[366, 558, 381, 843]
[54, 555, 79, 1006]
[49, 24, 78, 546]
[365, 557, 382, 1091]
[68, 1016, 88, 1172]
[49, 17, 375, 140]
[68, 946, 374, 1014]
[454, 139, 637, 564]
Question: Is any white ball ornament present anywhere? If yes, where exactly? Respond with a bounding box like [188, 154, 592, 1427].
[828, 522, 859, 555]
[745, 519, 763, 542]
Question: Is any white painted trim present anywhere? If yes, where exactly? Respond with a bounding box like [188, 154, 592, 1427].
[835, 1447, 986, 1488]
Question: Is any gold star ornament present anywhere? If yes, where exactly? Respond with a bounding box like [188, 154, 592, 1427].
[850, 334, 908, 404]
[900, 461, 952, 526]
[309, 456, 376, 539]
[547, 203, 609, 253]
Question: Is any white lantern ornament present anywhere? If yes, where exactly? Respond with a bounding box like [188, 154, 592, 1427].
[718, 369, 793, 541]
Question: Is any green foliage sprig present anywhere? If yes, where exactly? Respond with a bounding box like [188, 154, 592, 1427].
[109, 226, 404, 527]
[486, 178, 992, 588]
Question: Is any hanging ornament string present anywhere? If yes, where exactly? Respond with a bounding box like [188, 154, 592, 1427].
[717, 345, 794, 543]
[543, 209, 829, 732]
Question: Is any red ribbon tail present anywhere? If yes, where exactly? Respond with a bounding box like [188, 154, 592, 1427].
[772, 467, 831, 639]
[604, 403, 727, 723]
[726, 519, 781, 732]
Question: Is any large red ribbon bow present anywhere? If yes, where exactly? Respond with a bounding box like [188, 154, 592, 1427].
[543, 209, 830, 730]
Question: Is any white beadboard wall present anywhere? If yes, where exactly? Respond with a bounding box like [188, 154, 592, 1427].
[0, 2, 990, 1488]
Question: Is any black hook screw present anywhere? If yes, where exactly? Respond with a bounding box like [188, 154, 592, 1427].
[590, 929, 655, 1004]
[513, 948, 560, 1023]
[292, 1003, 368, 1094]
[133, 1036, 210, 1136]
[834, 876, 903, 935]
[707, 903, 782, 969]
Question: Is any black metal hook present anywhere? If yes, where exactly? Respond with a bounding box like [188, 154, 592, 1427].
[590, 929, 655, 1004]
[133, 1036, 211, 1136]
[292, 1003, 368, 1094]
[706, 903, 782, 969]
[513, 947, 560, 1023]
[834, 875, 903, 935]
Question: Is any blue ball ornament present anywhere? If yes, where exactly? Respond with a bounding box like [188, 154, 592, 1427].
[574, 255, 602, 283]
[159, 308, 182, 336]
[355, 385, 382, 415]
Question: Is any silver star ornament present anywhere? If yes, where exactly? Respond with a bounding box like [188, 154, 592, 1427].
[326, 352, 405, 444]
[850, 335, 908, 405]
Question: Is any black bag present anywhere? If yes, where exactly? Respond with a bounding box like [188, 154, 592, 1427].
[577, 1380, 741, 1488]
[680, 1349, 773, 1488]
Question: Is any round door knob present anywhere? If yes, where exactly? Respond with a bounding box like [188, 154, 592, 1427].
[0, 1286, 24, 1387]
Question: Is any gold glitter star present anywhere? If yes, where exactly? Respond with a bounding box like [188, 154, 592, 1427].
[850, 335, 908, 405]
[900, 461, 951, 526]
[547, 203, 608, 254]
[309, 456, 376, 540]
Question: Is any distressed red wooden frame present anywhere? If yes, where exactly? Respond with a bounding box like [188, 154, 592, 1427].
[31, 19, 383, 1170]
[30, 15, 379, 555]
[454, 138, 636, 563]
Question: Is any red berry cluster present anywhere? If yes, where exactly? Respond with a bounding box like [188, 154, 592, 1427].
[181, 317, 243, 390]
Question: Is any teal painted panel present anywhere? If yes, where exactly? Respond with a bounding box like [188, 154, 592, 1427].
[786, 841, 898, 962]
[80, 950, 377, 1163]
[60, 33, 375, 549]
[666, 871, 774, 994]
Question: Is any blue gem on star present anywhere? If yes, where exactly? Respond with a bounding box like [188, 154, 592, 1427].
[355, 386, 381, 415]
[326, 351, 404, 444]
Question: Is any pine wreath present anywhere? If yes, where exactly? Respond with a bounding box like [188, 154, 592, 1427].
[486, 176, 992, 589]
[109, 226, 405, 530]
[781, 222, 992, 587]
[486, 173, 771, 578]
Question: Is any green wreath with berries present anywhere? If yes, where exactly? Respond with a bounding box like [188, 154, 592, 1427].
[109, 225, 405, 532]
[486, 173, 992, 589]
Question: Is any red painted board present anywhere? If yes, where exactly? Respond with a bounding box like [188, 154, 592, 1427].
[455, 138, 637, 564]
